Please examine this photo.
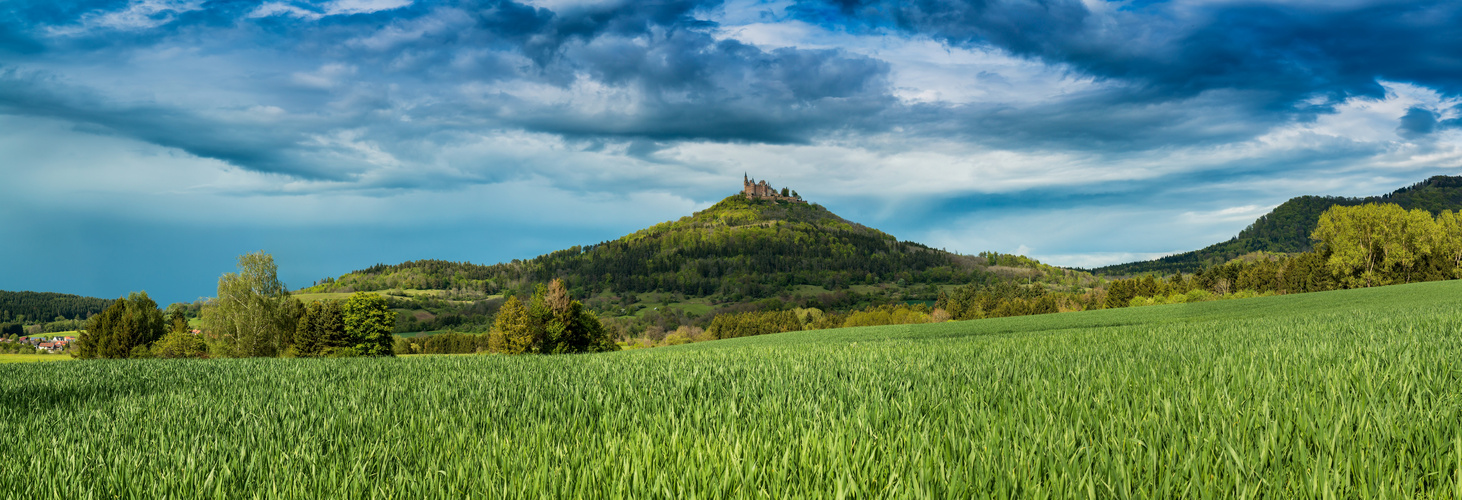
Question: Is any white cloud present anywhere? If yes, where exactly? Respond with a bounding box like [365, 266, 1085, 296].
[324, 0, 415, 16]
[249, 0, 413, 20]
[291, 63, 358, 89]
[710, 0, 1101, 106]
[47, 0, 203, 35]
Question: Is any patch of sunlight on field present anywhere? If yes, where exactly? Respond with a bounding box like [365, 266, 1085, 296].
[0, 354, 74, 364]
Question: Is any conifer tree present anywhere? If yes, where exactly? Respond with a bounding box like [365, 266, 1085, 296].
[77, 292, 165, 359]
[490, 295, 533, 354]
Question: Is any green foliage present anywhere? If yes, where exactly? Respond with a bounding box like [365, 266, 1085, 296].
[152, 330, 208, 359]
[204, 251, 294, 357]
[75, 292, 166, 359]
[4, 282, 1462, 496]
[0, 290, 112, 325]
[300, 196, 1062, 303]
[1313, 203, 1452, 287]
[294, 300, 346, 357]
[490, 296, 533, 354]
[1098, 175, 1462, 275]
[419, 331, 489, 354]
[166, 309, 189, 334]
[839, 304, 932, 328]
[343, 292, 395, 356]
[706, 310, 803, 339]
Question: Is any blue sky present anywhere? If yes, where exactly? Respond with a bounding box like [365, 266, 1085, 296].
[2, 0, 1460, 305]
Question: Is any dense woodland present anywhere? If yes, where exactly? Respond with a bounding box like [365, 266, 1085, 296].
[1097, 175, 1462, 275]
[0, 291, 111, 325]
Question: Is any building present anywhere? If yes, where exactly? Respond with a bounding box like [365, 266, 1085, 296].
[743, 174, 806, 203]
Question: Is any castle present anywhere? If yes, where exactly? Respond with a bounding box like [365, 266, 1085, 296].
[743, 174, 806, 203]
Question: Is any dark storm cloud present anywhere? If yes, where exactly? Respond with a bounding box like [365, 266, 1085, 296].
[794, 0, 1462, 147]
[801, 0, 1462, 99]
[1397, 106, 1437, 139]
[0, 0, 894, 181]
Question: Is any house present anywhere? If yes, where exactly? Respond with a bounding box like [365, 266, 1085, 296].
[38, 342, 57, 352]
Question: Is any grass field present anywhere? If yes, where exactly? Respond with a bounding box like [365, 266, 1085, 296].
[22, 331, 79, 339]
[3, 280, 1462, 497]
[0, 354, 73, 364]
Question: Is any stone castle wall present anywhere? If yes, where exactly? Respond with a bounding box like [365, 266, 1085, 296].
[743, 175, 806, 203]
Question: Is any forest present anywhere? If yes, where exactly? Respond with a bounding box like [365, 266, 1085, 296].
[0, 291, 111, 325]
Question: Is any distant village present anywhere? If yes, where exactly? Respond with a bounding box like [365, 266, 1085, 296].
[1, 334, 75, 353]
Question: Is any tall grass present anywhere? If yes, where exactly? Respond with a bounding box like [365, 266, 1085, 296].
[3, 281, 1461, 498]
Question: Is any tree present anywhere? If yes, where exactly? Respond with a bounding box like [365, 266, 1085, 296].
[490, 295, 534, 354]
[539, 279, 618, 353]
[204, 251, 292, 357]
[76, 292, 166, 359]
[1313, 204, 1435, 287]
[167, 309, 189, 334]
[343, 292, 394, 356]
[293, 301, 326, 357]
[153, 329, 208, 358]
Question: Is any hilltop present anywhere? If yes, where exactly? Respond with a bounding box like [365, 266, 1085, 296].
[305, 191, 1091, 329]
[1096, 175, 1462, 275]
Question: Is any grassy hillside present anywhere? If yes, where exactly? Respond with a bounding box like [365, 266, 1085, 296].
[305, 195, 1085, 304]
[3, 280, 1460, 496]
[1097, 175, 1462, 275]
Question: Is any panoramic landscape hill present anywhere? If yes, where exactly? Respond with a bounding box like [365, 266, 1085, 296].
[302, 191, 1092, 335]
[1096, 175, 1462, 275]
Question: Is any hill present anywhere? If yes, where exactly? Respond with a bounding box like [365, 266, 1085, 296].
[7, 279, 1460, 495]
[305, 194, 1091, 316]
[0, 290, 112, 325]
[1096, 175, 1462, 275]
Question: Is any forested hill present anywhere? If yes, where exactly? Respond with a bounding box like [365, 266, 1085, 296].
[1096, 175, 1462, 275]
[306, 195, 1080, 301]
[0, 290, 112, 324]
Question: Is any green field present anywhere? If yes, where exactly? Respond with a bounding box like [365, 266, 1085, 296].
[22, 331, 79, 339]
[3, 281, 1462, 497]
[0, 354, 73, 364]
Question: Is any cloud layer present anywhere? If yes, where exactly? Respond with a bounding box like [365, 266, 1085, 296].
[1, 0, 1460, 303]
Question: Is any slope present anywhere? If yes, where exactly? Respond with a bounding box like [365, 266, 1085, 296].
[306, 194, 1086, 307]
[1095, 175, 1462, 275]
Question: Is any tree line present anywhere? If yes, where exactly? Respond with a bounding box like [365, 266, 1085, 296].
[392, 279, 618, 355]
[76, 252, 395, 359]
[0, 290, 112, 325]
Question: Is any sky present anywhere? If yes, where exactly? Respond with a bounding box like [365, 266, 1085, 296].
[2, 0, 1461, 305]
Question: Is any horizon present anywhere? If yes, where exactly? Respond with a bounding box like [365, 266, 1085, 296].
[3, 0, 1460, 305]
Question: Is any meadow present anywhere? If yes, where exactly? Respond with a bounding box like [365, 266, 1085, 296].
[0, 354, 73, 364]
[2, 280, 1461, 497]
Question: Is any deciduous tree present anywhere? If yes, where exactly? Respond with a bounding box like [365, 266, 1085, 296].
[343, 292, 394, 356]
[204, 251, 292, 357]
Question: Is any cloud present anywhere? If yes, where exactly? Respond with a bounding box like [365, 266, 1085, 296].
[46, 0, 204, 35]
[3, 0, 1462, 302]
[1398, 107, 1438, 139]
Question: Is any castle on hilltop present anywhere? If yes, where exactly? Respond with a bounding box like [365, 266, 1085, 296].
[743, 174, 805, 203]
